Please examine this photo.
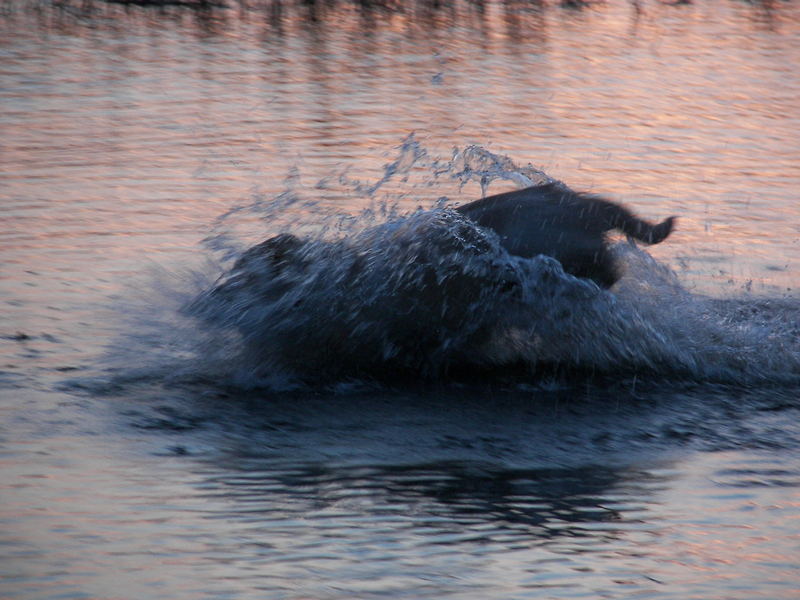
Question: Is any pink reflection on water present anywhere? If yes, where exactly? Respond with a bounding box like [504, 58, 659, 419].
[0, 0, 798, 299]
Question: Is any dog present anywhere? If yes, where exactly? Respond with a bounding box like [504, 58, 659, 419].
[222, 182, 676, 290]
[193, 183, 676, 378]
[455, 182, 676, 288]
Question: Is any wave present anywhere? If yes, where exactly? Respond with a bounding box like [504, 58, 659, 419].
[185, 209, 800, 387]
[115, 137, 800, 390]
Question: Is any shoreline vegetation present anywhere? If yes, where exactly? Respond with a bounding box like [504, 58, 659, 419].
[32, 0, 788, 27]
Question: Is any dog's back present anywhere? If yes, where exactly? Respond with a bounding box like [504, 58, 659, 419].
[456, 182, 675, 287]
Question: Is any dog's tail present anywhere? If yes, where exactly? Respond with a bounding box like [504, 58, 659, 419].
[599, 200, 676, 245]
[619, 214, 676, 244]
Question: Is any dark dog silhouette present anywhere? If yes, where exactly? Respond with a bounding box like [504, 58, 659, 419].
[455, 182, 676, 288]
[223, 182, 676, 291]
[192, 183, 677, 380]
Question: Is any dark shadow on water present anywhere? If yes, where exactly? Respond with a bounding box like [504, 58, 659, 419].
[82, 361, 799, 554]
[193, 458, 654, 545]
[147, 387, 660, 543]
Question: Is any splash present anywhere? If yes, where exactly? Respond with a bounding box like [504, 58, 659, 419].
[142, 137, 800, 389]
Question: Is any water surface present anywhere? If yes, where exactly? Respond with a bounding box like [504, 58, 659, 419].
[1, 0, 799, 598]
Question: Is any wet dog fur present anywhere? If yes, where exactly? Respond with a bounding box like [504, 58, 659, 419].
[226, 182, 676, 290]
[455, 182, 676, 288]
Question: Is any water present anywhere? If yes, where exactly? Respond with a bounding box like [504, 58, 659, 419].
[2, 0, 800, 598]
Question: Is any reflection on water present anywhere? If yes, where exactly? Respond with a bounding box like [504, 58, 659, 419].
[2, 0, 799, 301]
[1, 0, 799, 598]
[2, 383, 799, 599]
[187, 462, 648, 598]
